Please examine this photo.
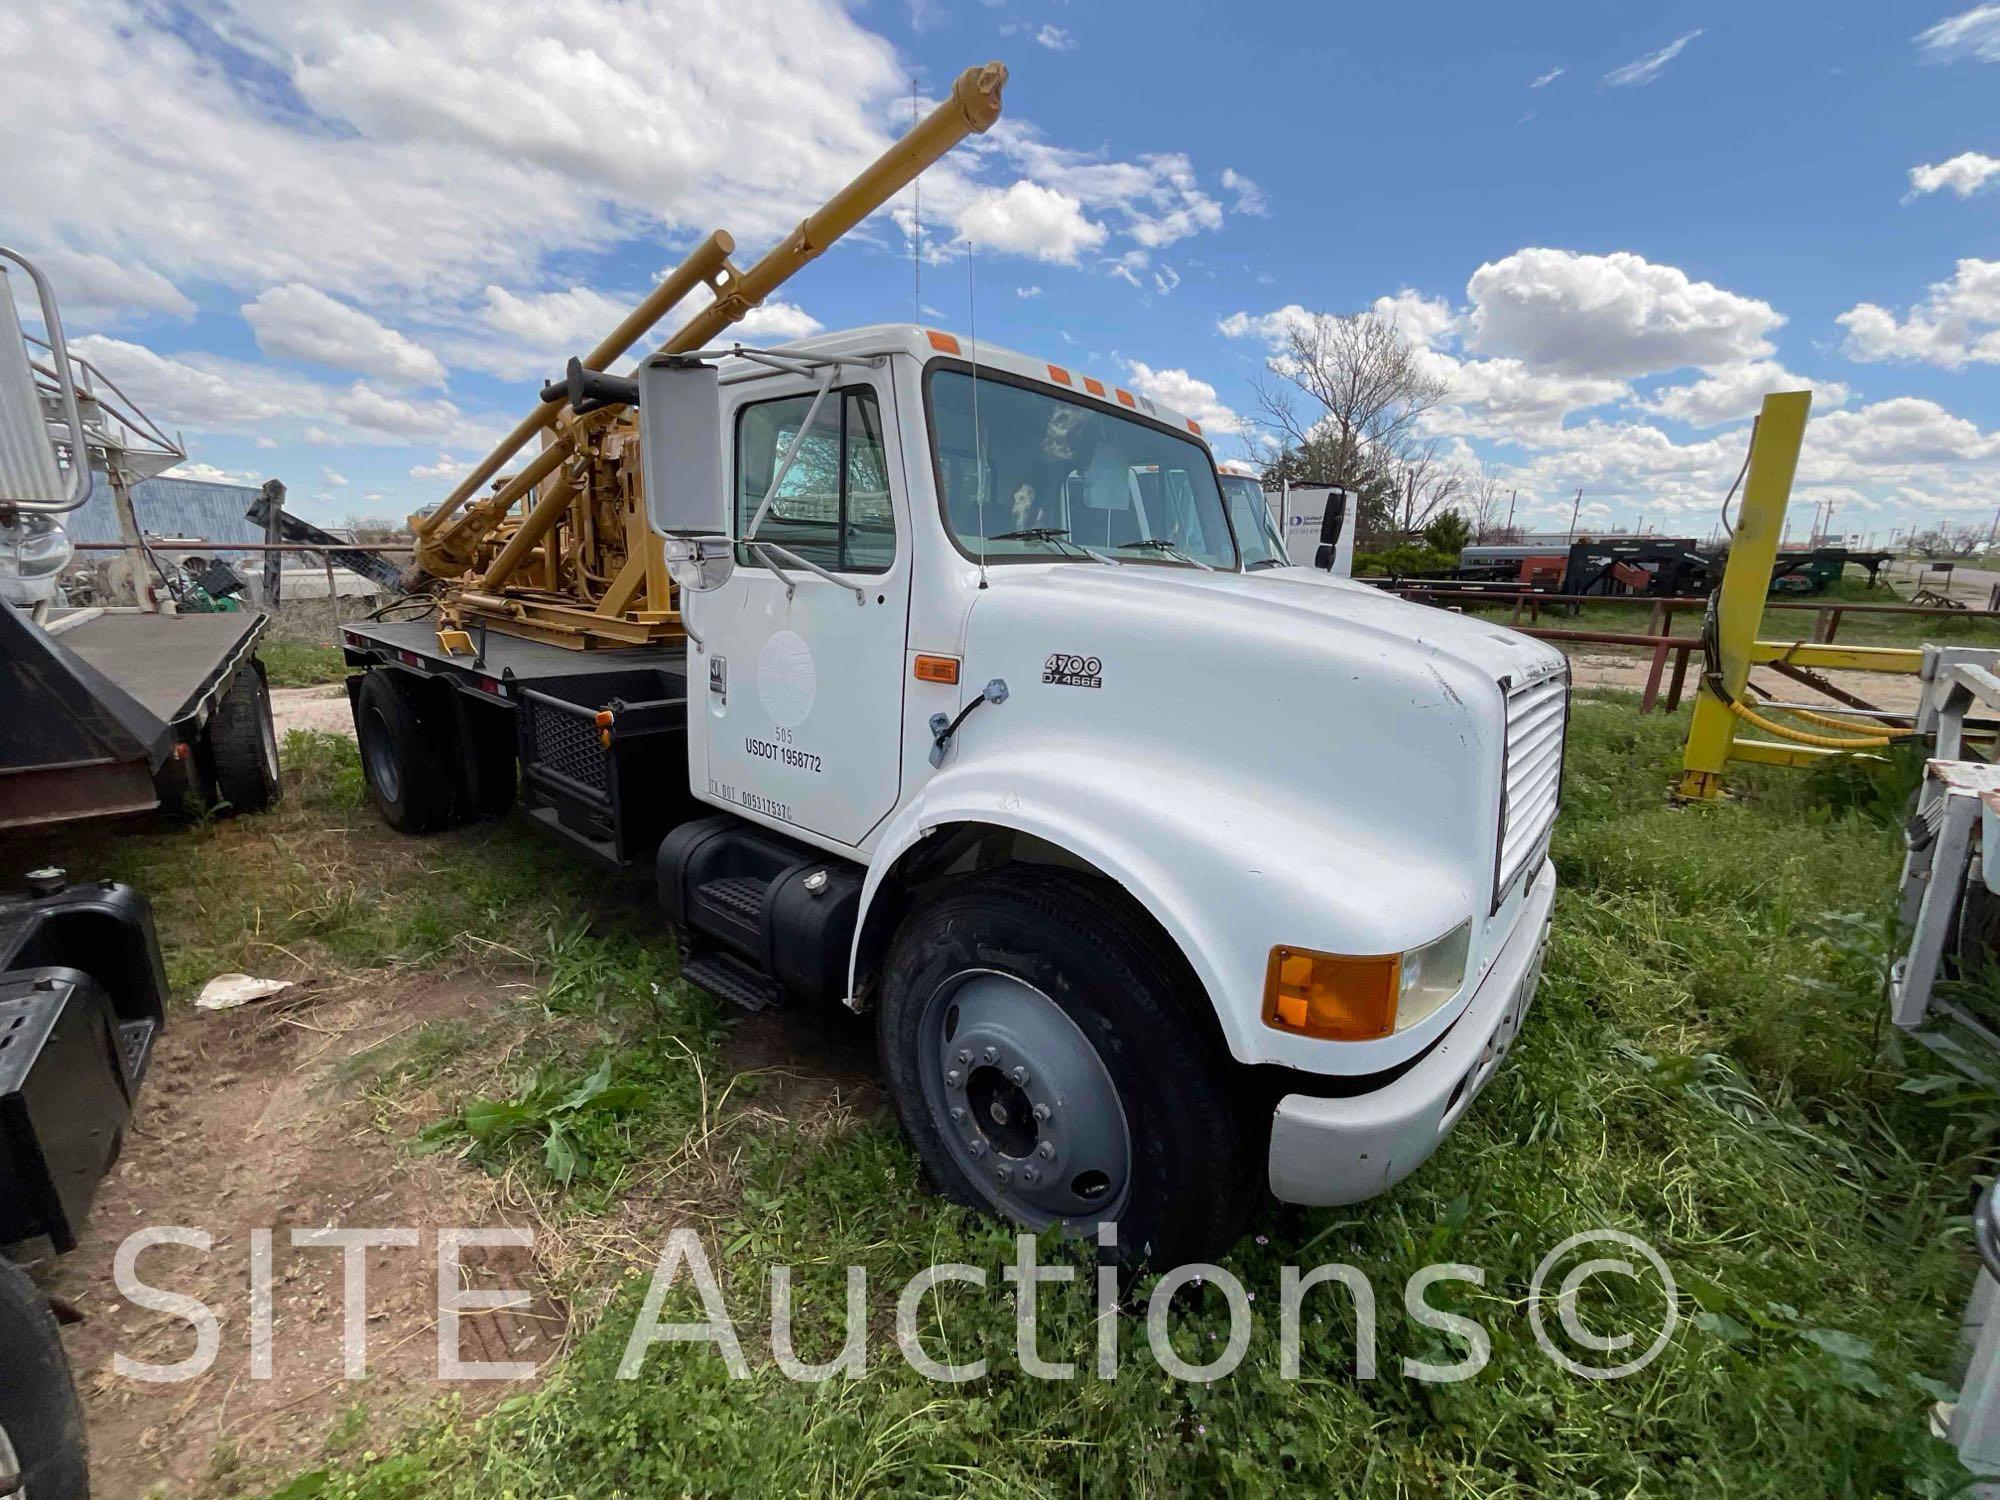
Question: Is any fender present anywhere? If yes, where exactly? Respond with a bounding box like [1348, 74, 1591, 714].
[850, 748, 1485, 1074]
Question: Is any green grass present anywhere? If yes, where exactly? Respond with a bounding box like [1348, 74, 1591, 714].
[26, 716, 1995, 1497]
[260, 640, 350, 688]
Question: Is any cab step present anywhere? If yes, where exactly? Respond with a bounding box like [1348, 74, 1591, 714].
[681, 949, 781, 1014]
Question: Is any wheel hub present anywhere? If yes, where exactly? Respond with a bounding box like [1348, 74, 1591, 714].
[920, 970, 1131, 1229]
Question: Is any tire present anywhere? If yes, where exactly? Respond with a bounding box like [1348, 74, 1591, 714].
[0, 1258, 90, 1500]
[877, 866, 1249, 1267]
[354, 670, 461, 834]
[206, 660, 282, 814]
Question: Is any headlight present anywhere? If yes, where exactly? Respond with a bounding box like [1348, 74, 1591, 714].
[0, 513, 73, 607]
[1396, 919, 1471, 1031]
[1262, 919, 1473, 1042]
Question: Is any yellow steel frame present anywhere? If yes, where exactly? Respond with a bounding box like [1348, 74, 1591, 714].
[1676, 390, 1820, 800]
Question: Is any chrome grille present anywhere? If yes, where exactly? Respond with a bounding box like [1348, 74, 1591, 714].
[1498, 669, 1568, 900]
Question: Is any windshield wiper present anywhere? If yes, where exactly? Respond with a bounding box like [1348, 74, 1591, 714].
[1118, 537, 1214, 570]
[990, 526, 1119, 564]
[1245, 557, 1286, 571]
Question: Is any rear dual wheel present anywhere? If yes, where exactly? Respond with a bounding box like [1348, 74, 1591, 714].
[878, 867, 1251, 1267]
[354, 671, 516, 834]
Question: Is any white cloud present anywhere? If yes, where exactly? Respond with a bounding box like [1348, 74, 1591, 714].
[1465, 248, 1782, 378]
[1907, 151, 2000, 199]
[1153, 265, 1181, 296]
[323, 468, 350, 487]
[1603, 29, 1704, 87]
[409, 455, 466, 480]
[167, 460, 262, 486]
[1220, 168, 1268, 216]
[330, 382, 477, 444]
[1530, 65, 1564, 88]
[1016, 285, 1043, 299]
[1917, 4, 2000, 63]
[70, 333, 498, 450]
[1124, 362, 1245, 434]
[7, 248, 194, 326]
[956, 180, 1108, 262]
[1033, 24, 1077, 52]
[1837, 259, 2000, 368]
[1637, 361, 1848, 428]
[244, 284, 446, 386]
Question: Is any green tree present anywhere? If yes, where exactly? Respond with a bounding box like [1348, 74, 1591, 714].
[1423, 509, 1472, 556]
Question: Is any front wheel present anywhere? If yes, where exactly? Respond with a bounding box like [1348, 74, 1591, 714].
[877, 867, 1250, 1266]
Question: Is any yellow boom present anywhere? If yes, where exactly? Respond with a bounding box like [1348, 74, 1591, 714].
[411, 61, 1008, 639]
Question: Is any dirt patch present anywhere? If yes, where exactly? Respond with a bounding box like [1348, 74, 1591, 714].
[272, 685, 355, 740]
[45, 969, 562, 1498]
[1565, 648, 1926, 715]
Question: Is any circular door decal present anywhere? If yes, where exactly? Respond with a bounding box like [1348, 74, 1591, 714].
[757, 630, 817, 727]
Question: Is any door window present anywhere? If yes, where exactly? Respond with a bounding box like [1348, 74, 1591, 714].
[734, 387, 894, 573]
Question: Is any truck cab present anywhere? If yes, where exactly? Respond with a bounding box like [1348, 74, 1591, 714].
[346, 323, 1566, 1263]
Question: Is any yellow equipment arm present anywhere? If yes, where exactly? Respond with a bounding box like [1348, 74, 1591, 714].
[412, 61, 1008, 583]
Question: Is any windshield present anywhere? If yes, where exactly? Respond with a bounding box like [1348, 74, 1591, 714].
[1218, 474, 1286, 569]
[929, 368, 1238, 568]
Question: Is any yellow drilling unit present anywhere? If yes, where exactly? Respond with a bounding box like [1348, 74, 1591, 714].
[406, 61, 1008, 650]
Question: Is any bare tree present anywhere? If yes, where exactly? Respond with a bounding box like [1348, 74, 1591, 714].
[1463, 461, 1509, 543]
[1907, 523, 1985, 559]
[341, 515, 408, 544]
[1382, 436, 1466, 538]
[1251, 310, 1451, 489]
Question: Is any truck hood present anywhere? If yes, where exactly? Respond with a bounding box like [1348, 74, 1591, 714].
[943, 560, 1566, 1069]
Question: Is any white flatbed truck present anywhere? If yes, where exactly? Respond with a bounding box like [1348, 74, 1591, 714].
[344, 324, 1566, 1262]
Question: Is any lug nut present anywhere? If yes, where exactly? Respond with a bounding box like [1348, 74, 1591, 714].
[982, 1047, 998, 1065]
[1021, 1166, 1040, 1184]
[1037, 1141, 1055, 1160]
[995, 1165, 1012, 1184]
[956, 1049, 971, 1066]
[949, 1107, 966, 1123]
[969, 1140, 987, 1158]
[1010, 1065, 1029, 1085]
[1032, 1103, 1051, 1122]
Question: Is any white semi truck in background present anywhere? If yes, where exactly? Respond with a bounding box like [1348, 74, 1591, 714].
[344, 324, 1568, 1262]
[1217, 472, 1355, 575]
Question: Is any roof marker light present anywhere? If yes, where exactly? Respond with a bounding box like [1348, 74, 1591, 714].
[1188, 420, 1203, 436]
[927, 330, 961, 355]
[1083, 376, 1106, 397]
[1115, 389, 1135, 408]
[1047, 364, 1073, 386]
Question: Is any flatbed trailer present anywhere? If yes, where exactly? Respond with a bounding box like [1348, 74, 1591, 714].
[1, 602, 280, 829]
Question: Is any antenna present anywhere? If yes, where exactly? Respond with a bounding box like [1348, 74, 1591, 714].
[911, 77, 922, 317]
[968, 237, 988, 588]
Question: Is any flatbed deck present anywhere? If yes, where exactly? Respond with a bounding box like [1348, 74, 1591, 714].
[339, 616, 687, 690]
[340, 616, 692, 868]
[51, 610, 265, 726]
[1, 604, 269, 830]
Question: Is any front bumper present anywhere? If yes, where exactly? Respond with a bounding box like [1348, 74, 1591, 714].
[1267, 859, 1555, 1206]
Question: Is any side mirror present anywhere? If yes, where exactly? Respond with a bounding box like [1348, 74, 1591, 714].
[639, 355, 725, 539]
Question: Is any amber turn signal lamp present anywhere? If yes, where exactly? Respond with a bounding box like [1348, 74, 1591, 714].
[913, 654, 961, 684]
[927, 330, 962, 355]
[1262, 946, 1399, 1041]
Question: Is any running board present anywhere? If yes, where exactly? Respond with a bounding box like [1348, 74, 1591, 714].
[681, 949, 781, 1014]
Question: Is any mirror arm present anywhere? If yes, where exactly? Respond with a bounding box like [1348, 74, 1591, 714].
[745, 541, 866, 604]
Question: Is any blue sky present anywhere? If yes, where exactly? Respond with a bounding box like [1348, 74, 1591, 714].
[5, 0, 1997, 541]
